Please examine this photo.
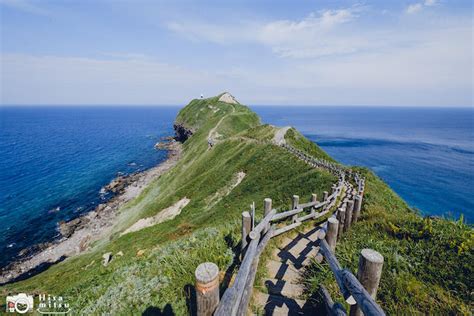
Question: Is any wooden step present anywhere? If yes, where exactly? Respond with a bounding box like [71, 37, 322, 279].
[279, 236, 295, 249]
[254, 292, 307, 316]
[266, 260, 300, 281]
[287, 239, 312, 258]
[302, 227, 323, 242]
[277, 244, 320, 269]
[265, 278, 304, 299]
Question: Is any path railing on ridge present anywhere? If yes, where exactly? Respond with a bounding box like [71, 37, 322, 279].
[193, 144, 384, 316]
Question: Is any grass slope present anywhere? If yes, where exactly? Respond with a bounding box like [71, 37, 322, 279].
[1, 94, 472, 315]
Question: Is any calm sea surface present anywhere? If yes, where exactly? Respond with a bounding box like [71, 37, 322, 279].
[0, 105, 472, 268]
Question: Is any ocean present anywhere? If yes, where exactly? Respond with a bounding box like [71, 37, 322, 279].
[0, 106, 178, 269]
[0, 105, 472, 269]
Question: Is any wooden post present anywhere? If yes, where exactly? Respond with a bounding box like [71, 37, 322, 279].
[236, 228, 273, 315]
[241, 211, 251, 258]
[349, 249, 384, 316]
[323, 191, 329, 201]
[326, 217, 339, 253]
[195, 262, 220, 316]
[251, 202, 255, 229]
[264, 198, 272, 216]
[352, 195, 362, 223]
[218, 235, 260, 315]
[311, 193, 317, 217]
[337, 208, 346, 241]
[344, 200, 354, 232]
[263, 198, 272, 234]
[292, 195, 299, 223]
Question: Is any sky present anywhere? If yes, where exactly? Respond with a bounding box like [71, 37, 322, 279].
[0, 0, 472, 106]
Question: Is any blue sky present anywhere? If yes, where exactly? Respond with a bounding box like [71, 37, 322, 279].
[0, 0, 472, 106]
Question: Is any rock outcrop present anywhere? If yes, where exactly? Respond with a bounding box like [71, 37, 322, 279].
[218, 92, 239, 104]
[173, 123, 193, 143]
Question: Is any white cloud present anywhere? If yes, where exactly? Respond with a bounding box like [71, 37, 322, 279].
[167, 8, 366, 58]
[406, 0, 437, 14]
[406, 3, 423, 14]
[0, 0, 49, 15]
[257, 9, 360, 58]
[166, 20, 257, 45]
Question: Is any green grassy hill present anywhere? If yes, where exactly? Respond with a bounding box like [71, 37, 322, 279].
[1, 94, 472, 315]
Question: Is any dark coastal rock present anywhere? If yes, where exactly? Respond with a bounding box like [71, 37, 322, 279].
[154, 142, 168, 150]
[161, 136, 175, 141]
[102, 173, 141, 194]
[59, 218, 79, 238]
[58, 217, 90, 238]
[106, 176, 126, 192]
[173, 123, 193, 142]
[154, 139, 177, 150]
[96, 203, 107, 212]
[17, 242, 51, 258]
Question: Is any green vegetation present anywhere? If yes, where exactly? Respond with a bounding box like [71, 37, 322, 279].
[302, 168, 473, 315]
[1, 94, 472, 315]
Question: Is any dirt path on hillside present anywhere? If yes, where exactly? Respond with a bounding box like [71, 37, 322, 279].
[207, 104, 235, 144]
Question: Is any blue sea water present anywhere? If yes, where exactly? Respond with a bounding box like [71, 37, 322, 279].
[252, 106, 474, 224]
[0, 105, 472, 269]
[0, 106, 178, 268]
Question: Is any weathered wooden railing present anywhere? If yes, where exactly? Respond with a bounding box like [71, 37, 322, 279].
[193, 150, 384, 316]
[213, 183, 343, 316]
[318, 214, 385, 316]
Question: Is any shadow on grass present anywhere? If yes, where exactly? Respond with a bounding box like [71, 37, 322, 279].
[0, 255, 67, 286]
[184, 283, 196, 315]
[142, 304, 174, 316]
[221, 233, 240, 293]
[183, 233, 240, 315]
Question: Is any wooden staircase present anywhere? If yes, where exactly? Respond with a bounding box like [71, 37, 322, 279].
[253, 176, 351, 316]
[254, 227, 324, 315]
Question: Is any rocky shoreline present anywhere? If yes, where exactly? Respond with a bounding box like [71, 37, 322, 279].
[0, 139, 182, 285]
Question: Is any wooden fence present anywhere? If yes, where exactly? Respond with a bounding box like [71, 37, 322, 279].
[193, 148, 383, 316]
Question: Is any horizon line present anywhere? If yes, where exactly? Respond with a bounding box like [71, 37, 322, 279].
[1, 103, 473, 109]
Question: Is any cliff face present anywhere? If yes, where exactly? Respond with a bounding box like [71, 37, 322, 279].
[173, 123, 193, 143]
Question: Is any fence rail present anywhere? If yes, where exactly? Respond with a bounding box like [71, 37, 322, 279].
[194, 145, 385, 316]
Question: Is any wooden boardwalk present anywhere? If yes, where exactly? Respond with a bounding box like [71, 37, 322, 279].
[254, 181, 352, 315]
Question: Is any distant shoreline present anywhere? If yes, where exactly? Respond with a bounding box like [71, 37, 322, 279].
[0, 140, 182, 285]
